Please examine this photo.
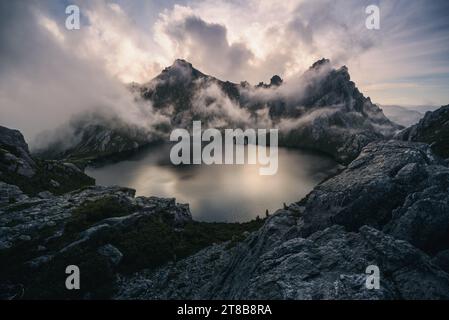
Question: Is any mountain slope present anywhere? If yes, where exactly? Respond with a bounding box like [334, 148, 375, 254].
[33, 112, 165, 165]
[0, 126, 94, 197]
[271, 59, 402, 163]
[396, 105, 449, 159]
[136, 58, 401, 163]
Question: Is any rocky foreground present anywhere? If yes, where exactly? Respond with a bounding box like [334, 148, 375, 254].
[1, 105, 449, 299]
[116, 140, 449, 299]
[0, 126, 264, 299]
[396, 104, 449, 159]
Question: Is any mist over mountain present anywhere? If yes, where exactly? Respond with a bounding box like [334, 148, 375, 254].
[380, 105, 424, 127]
[37, 58, 401, 165]
[3, 108, 449, 299]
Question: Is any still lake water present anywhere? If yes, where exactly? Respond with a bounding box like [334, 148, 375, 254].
[86, 144, 338, 222]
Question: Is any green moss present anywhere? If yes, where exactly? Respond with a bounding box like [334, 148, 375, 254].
[0, 225, 59, 287]
[110, 216, 176, 272]
[12, 216, 264, 299]
[65, 196, 134, 234]
[107, 216, 265, 274]
[24, 246, 115, 300]
[0, 225, 114, 299]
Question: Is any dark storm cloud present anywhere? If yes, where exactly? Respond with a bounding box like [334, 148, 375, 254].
[163, 14, 254, 81]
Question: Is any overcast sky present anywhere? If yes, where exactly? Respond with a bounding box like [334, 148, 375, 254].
[1, 0, 449, 139]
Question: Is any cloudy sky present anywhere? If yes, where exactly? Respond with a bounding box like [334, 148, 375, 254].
[1, 0, 449, 139]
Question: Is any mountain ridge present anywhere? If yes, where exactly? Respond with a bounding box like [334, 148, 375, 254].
[36, 58, 401, 165]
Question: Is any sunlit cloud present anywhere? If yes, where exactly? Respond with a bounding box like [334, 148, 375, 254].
[1, 0, 448, 141]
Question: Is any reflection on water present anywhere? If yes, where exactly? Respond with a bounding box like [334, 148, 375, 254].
[86, 144, 339, 222]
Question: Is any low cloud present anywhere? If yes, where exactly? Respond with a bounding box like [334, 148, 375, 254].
[0, 1, 165, 144]
[191, 80, 253, 128]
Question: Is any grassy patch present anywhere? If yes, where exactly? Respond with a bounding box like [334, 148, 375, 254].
[108, 216, 265, 274]
[65, 196, 135, 234]
[24, 246, 115, 300]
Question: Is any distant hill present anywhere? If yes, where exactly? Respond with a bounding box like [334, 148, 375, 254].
[380, 105, 424, 127]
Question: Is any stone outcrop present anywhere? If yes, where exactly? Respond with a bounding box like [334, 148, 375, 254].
[0, 184, 195, 299]
[396, 104, 449, 159]
[0, 126, 95, 196]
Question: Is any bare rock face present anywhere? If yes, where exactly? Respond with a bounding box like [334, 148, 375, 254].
[297, 140, 445, 237]
[0, 182, 28, 207]
[206, 224, 449, 300]
[0, 125, 95, 196]
[0, 126, 36, 178]
[396, 104, 449, 159]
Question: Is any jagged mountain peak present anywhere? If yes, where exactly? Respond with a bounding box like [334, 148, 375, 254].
[310, 58, 331, 70]
[163, 58, 194, 74]
[157, 58, 207, 83]
[171, 58, 193, 69]
[270, 75, 283, 86]
[256, 75, 284, 88]
[306, 58, 349, 82]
